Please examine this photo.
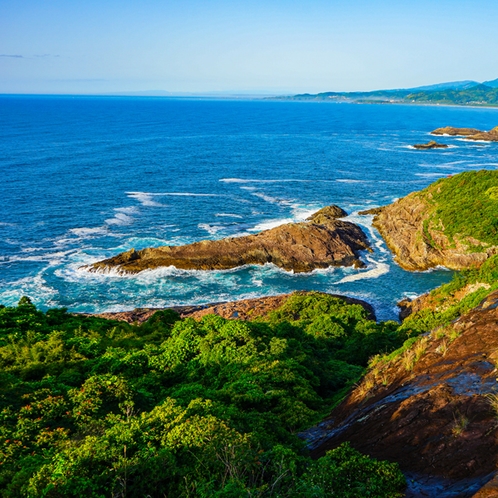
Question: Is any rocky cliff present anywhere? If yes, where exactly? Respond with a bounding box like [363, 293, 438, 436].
[303, 289, 498, 497]
[362, 170, 498, 271]
[88, 205, 370, 274]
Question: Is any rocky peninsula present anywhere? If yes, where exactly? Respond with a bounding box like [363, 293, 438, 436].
[88, 205, 370, 274]
[360, 170, 498, 271]
[431, 126, 498, 141]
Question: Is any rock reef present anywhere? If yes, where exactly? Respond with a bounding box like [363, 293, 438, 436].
[431, 126, 498, 141]
[412, 140, 449, 150]
[88, 205, 370, 274]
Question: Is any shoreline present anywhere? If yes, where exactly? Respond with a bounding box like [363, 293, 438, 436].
[78, 291, 377, 324]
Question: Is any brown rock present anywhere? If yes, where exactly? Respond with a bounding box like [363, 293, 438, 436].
[306, 204, 348, 223]
[431, 126, 482, 136]
[369, 190, 497, 271]
[412, 140, 449, 150]
[305, 289, 498, 496]
[87, 206, 370, 274]
[431, 126, 498, 142]
[84, 291, 376, 324]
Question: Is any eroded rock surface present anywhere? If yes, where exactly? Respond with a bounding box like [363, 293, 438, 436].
[431, 126, 498, 142]
[304, 290, 498, 497]
[88, 205, 370, 274]
[362, 173, 498, 271]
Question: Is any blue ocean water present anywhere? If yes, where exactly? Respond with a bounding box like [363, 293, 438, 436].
[1, 96, 498, 320]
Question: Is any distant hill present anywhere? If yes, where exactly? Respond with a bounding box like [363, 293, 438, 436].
[483, 78, 498, 88]
[407, 80, 479, 91]
[280, 79, 498, 106]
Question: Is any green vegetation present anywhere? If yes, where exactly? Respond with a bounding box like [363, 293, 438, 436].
[399, 254, 498, 337]
[419, 170, 498, 247]
[0, 294, 406, 497]
[285, 83, 498, 106]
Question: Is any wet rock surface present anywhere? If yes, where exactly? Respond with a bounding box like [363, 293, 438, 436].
[304, 290, 498, 497]
[87, 205, 370, 274]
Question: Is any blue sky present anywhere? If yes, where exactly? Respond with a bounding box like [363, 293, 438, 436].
[1, 0, 498, 95]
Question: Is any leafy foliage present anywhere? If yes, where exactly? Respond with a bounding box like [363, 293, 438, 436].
[0, 294, 406, 497]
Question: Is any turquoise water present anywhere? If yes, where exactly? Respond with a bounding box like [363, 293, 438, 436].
[1, 96, 497, 319]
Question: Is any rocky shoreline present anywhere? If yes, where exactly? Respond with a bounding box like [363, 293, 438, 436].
[84, 291, 376, 324]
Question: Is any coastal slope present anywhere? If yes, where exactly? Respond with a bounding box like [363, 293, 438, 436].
[88, 205, 370, 274]
[363, 170, 498, 271]
[306, 289, 498, 497]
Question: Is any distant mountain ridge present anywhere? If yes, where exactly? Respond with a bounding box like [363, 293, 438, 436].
[281, 78, 498, 106]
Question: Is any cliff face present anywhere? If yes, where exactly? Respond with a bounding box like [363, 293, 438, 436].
[365, 171, 498, 271]
[304, 290, 498, 497]
[88, 205, 370, 274]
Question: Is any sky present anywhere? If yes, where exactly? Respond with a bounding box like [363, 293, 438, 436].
[1, 0, 498, 95]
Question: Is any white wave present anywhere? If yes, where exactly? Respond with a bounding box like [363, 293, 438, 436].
[215, 213, 243, 218]
[250, 191, 283, 204]
[0, 222, 15, 227]
[105, 212, 134, 226]
[467, 163, 498, 167]
[115, 206, 139, 215]
[0, 274, 58, 306]
[127, 191, 220, 201]
[456, 138, 494, 143]
[220, 178, 311, 183]
[336, 179, 367, 183]
[126, 192, 165, 207]
[198, 223, 225, 235]
[337, 261, 390, 283]
[6, 249, 76, 266]
[414, 173, 447, 178]
[290, 204, 321, 221]
[249, 218, 294, 231]
[70, 226, 109, 237]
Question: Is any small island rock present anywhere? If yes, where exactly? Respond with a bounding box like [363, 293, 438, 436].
[87, 205, 371, 274]
[431, 126, 498, 142]
[412, 140, 449, 150]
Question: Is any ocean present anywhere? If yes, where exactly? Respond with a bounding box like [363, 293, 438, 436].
[1, 95, 497, 320]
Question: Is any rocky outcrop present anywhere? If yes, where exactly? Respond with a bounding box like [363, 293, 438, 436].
[303, 290, 498, 497]
[413, 140, 449, 150]
[368, 195, 492, 271]
[431, 126, 498, 141]
[82, 291, 376, 324]
[88, 205, 371, 274]
[363, 172, 498, 271]
[431, 126, 482, 136]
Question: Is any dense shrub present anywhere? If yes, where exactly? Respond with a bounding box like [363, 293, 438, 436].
[0, 295, 406, 497]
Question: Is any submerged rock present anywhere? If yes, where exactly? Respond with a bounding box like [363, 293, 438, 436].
[413, 140, 449, 150]
[87, 205, 370, 274]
